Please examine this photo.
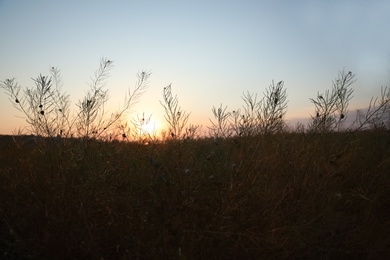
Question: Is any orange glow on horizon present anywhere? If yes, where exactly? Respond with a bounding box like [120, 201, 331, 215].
[141, 120, 159, 137]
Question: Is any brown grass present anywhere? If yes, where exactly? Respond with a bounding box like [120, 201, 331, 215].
[1, 130, 390, 259]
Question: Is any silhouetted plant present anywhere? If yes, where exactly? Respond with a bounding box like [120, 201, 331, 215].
[354, 86, 390, 130]
[229, 109, 243, 137]
[209, 104, 231, 138]
[160, 84, 190, 139]
[131, 112, 158, 144]
[184, 123, 201, 139]
[308, 70, 355, 132]
[260, 80, 288, 134]
[240, 91, 261, 136]
[228, 80, 288, 137]
[75, 58, 150, 140]
[1, 57, 151, 140]
[75, 58, 113, 138]
[3, 69, 390, 259]
[113, 117, 132, 142]
[208, 80, 287, 138]
[1, 67, 70, 138]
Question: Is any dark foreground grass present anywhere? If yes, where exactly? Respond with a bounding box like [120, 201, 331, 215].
[1, 130, 390, 259]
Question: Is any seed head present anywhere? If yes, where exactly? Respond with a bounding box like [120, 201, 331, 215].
[15, 98, 19, 103]
[40, 110, 44, 115]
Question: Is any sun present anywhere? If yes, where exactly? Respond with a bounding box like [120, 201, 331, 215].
[130, 112, 162, 139]
[141, 120, 157, 134]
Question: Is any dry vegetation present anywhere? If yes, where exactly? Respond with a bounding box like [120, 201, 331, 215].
[1, 60, 390, 258]
[1, 130, 390, 259]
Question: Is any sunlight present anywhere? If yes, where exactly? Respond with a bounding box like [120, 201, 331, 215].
[141, 120, 158, 136]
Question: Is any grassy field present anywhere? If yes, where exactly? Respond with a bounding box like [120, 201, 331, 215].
[1, 129, 390, 259]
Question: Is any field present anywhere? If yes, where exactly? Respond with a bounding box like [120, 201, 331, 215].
[1, 62, 390, 258]
[1, 130, 390, 259]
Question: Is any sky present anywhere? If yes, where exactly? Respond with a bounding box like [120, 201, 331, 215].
[1, 0, 389, 135]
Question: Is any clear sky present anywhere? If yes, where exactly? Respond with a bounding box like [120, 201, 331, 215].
[1, 0, 389, 135]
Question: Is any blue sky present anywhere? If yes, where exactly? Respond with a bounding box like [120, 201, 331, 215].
[1, 0, 389, 134]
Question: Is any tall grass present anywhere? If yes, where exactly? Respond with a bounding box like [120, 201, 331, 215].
[1, 65, 390, 258]
[1, 130, 389, 258]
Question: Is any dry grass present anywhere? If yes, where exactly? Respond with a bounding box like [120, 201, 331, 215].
[1, 129, 390, 259]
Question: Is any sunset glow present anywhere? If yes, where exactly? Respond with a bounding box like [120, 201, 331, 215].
[1, 1, 389, 136]
[140, 120, 159, 138]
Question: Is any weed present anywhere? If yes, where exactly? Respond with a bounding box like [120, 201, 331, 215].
[308, 70, 355, 132]
[1, 58, 150, 141]
[1, 66, 390, 259]
[209, 80, 288, 138]
[160, 84, 190, 140]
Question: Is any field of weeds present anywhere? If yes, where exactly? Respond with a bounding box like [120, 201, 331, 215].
[1, 130, 390, 259]
[1, 60, 390, 258]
